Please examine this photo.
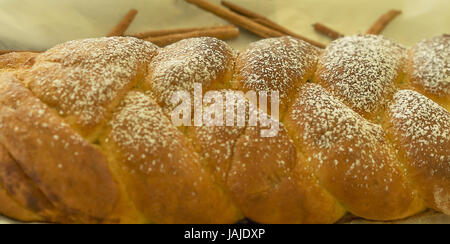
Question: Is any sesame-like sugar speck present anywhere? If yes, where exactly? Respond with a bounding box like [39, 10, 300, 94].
[318, 35, 406, 114]
[411, 35, 449, 96]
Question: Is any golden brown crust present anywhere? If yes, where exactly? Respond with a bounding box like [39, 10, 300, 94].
[408, 35, 449, 97]
[188, 121, 245, 188]
[285, 84, 424, 220]
[0, 184, 41, 222]
[315, 35, 407, 119]
[0, 144, 45, 222]
[20, 37, 158, 138]
[0, 143, 55, 221]
[386, 90, 450, 214]
[233, 36, 319, 114]
[186, 90, 249, 188]
[0, 52, 38, 73]
[146, 37, 235, 113]
[0, 73, 119, 223]
[188, 91, 345, 223]
[228, 121, 346, 223]
[0, 35, 448, 224]
[405, 35, 449, 110]
[102, 91, 240, 223]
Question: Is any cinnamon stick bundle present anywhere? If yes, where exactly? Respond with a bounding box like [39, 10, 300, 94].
[185, 0, 282, 38]
[221, 1, 291, 35]
[220, 0, 325, 48]
[107, 9, 138, 37]
[145, 25, 239, 46]
[221, 0, 262, 19]
[253, 17, 325, 48]
[185, 0, 325, 48]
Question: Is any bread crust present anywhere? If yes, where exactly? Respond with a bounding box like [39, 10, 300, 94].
[0, 35, 447, 223]
[406, 35, 449, 110]
[0, 52, 37, 73]
[20, 37, 158, 138]
[0, 144, 46, 222]
[315, 35, 407, 119]
[0, 73, 119, 223]
[386, 90, 450, 215]
[285, 84, 424, 220]
[233, 36, 319, 114]
[229, 121, 346, 223]
[0, 142, 54, 221]
[146, 37, 235, 113]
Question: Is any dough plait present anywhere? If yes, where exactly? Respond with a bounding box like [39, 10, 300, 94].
[0, 35, 448, 223]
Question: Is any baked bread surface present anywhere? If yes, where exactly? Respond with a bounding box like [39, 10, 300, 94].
[0, 35, 448, 223]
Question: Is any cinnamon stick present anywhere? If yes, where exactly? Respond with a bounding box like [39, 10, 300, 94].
[0, 50, 43, 55]
[366, 10, 402, 35]
[145, 25, 240, 46]
[220, 0, 325, 48]
[106, 9, 138, 37]
[130, 25, 236, 39]
[221, 0, 263, 19]
[255, 18, 325, 48]
[185, 0, 283, 39]
[313, 23, 344, 40]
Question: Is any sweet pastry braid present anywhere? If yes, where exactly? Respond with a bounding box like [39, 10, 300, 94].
[0, 34, 448, 223]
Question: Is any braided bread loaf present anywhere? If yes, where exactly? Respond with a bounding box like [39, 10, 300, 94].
[0, 34, 448, 223]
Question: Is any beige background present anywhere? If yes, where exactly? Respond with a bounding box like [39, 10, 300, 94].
[0, 0, 449, 223]
[0, 0, 449, 51]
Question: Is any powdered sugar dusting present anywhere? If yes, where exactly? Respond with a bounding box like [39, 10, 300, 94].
[289, 84, 398, 187]
[108, 91, 203, 177]
[25, 37, 158, 127]
[194, 90, 248, 156]
[0, 74, 88, 150]
[317, 35, 406, 115]
[148, 37, 235, 110]
[410, 35, 449, 96]
[388, 90, 450, 168]
[109, 91, 179, 162]
[291, 84, 385, 151]
[193, 124, 244, 183]
[234, 36, 319, 106]
[191, 90, 250, 183]
[2, 35, 450, 222]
